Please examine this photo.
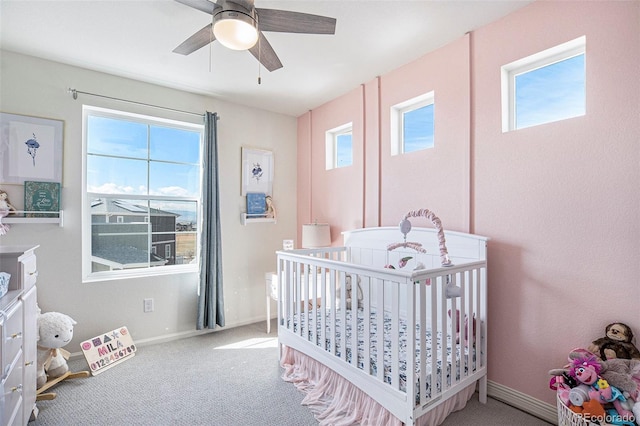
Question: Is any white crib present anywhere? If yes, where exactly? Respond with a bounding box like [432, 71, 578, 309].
[277, 224, 489, 425]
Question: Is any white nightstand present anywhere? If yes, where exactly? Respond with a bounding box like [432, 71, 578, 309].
[265, 271, 330, 333]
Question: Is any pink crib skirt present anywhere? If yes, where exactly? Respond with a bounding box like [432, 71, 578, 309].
[280, 345, 475, 426]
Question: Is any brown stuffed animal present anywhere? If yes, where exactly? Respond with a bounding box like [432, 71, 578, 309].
[588, 322, 640, 361]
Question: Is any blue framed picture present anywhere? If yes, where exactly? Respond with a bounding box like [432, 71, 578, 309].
[246, 192, 266, 216]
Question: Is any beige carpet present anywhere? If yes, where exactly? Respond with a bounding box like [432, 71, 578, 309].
[32, 319, 552, 425]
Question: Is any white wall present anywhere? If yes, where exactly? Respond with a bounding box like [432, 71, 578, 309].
[0, 50, 297, 349]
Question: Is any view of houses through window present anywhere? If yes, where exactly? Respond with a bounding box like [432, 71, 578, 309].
[83, 106, 203, 279]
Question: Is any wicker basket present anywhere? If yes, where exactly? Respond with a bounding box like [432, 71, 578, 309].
[557, 394, 599, 426]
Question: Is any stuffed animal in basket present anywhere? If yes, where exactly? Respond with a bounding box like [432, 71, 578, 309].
[588, 322, 640, 361]
[36, 311, 76, 388]
[569, 354, 635, 421]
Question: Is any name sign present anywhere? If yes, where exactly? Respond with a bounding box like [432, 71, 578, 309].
[80, 326, 136, 375]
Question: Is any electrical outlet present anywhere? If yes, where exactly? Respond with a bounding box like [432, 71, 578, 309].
[143, 298, 154, 313]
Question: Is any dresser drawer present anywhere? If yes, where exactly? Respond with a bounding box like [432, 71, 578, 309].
[1, 301, 23, 369]
[2, 351, 24, 426]
[21, 254, 37, 291]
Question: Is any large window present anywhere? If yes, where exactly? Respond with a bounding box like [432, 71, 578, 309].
[83, 106, 203, 281]
[325, 123, 353, 169]
[502, 36, 586, 131]
[391, 91, 435, 155]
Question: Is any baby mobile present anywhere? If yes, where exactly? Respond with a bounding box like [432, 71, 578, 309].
[386, 208, 461, 298]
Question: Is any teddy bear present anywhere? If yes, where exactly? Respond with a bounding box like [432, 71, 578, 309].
[588, 322, 640, 361]
[36, 311, 77, 388]
[336, 274, 363, 309]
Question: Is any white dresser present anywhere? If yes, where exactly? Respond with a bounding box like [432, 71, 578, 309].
[1, 246, 38, 426]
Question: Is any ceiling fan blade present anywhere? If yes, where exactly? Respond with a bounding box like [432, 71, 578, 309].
[174, 0, 218, 15]
[256, 8, 336, 34]
[173, 23, 215, 55]
[248, 32, 283, 72]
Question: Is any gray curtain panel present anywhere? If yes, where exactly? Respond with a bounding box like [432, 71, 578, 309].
[197, 111, 225, 330]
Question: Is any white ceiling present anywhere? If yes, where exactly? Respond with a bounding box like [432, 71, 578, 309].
[0, 0, 532, 117]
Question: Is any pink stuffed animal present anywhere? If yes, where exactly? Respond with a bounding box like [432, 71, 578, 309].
[570, 355, 635, 420]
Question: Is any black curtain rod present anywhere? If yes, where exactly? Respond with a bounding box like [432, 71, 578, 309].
[67, 88, 208, 119]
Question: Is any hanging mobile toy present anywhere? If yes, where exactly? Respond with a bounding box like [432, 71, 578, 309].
[389, 208, 461, 298]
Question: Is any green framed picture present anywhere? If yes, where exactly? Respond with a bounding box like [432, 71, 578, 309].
[24, 181, 61, 217]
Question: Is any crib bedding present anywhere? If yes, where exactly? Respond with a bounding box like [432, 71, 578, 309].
[281, 346, 476, 426]
[288, 307, 475, 403]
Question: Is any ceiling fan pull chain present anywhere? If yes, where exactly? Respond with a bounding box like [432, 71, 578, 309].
[257, 25, 262, 85]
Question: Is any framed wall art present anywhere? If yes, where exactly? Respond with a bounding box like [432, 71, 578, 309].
[241, 147, 273, 196]
[0, 112, 64, 184]
[24, 181, 61, 217]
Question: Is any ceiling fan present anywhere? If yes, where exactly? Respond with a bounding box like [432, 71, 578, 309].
[173, 0, 337, 72]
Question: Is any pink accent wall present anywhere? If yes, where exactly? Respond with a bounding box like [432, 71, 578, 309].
[298, 86, 365, 245]
[379, 34, 471, 231]
[472, 0, 640, 404]
[297, 0, 640, 405]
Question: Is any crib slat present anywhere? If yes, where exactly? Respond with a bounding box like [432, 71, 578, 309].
[350, 273, 359, 367]
[320, 269, 327, 348]
[430, 274, 439, 402]
[391, 280, 400, 390]
[329, 270, 337, 355]
[419, 281, 427, 406]
[362, 276, 371, 376]
[439, 275, 448, 395]
[376, 277, 385, 383]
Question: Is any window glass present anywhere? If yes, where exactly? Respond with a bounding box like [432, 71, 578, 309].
[325, 123, 353, 170]
[150, 126, 200, 163]
[336, 133, 353, 168]
[87, 115, 148, 158]
[403, 103, 434, 153]
[84, 106, 202, 280]
[515, 54, 585, 129]
[391, 91, 435, 155]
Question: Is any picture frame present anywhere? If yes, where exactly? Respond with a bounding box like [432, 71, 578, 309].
[24, 181, 61, 217]
[241, 147, 273, 196]
[246, 192, 266, 216]
[0, 112, 64, 184]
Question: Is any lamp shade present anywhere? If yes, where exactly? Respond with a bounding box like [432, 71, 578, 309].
[302, 223, 331, 248]
[213, 10, 259, 51]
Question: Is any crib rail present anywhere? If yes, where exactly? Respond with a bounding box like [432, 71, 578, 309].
[276, 245, 488, 424]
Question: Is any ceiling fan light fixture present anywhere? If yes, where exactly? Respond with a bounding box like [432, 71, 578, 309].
[213, 10, 259, 51]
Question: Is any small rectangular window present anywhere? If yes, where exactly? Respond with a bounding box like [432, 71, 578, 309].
[502, 36, 586, 131]
[391, 91, 435, 155]
[325, 123, 353, 169]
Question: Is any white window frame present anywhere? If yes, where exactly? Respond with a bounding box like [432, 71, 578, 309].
[325, 122, 353, 170]
[81, 105, 203, 282]
[390, 91, 435, 156]
[501, 36, 586, 132]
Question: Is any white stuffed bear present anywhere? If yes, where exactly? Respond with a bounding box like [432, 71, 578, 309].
[336, 274, 363, 309]
[36, 311, 76, 388]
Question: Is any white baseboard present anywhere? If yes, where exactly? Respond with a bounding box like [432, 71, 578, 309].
[488, 380, 557, 424]
[68, 316, 270, 360]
